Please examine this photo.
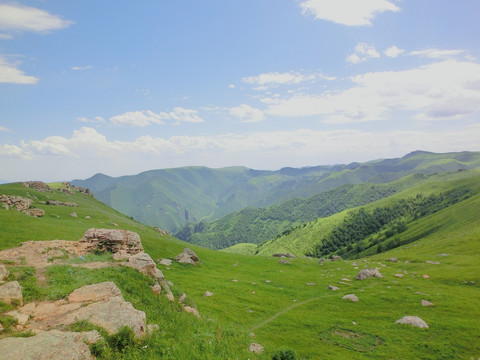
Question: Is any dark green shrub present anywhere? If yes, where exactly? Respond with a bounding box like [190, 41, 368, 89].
[107, 326, 137, 353]
[272, 349, 297, 360]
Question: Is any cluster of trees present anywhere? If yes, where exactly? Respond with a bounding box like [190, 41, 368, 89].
[307, 188, 471, 258]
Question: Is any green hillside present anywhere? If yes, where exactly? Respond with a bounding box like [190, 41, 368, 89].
[1, 177, 480, 359]
[72, 151, 480, 233]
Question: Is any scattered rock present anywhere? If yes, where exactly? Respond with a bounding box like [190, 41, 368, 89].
[386, 257, 398, 262]
[0, 195, 32, 214]
[395, 274, 405, 278]
[179, 293, 186, 304]
[70, 212, 78, 218]
[126, 252, 157, 277]
[328, 285, 339, 291]
[438, 253, 449, 257]
[0, 281, 23, 305]
[265, 280, 271, 283]
[247, 309, 253, 313]
[0, 330, 101, 360]
[22, 181, 52, 192]
[342, 294, 359, 302]
[151, 284, 162, 296]
[278, 259, 289, 264]
[423, 274, 431, 279]
[203, 291, 213, 297]
[80, 228, 144, 255]
[147, 324, 160, 333]
[249, 343, 264, 354]
[28, 208, 45, 217]
[330, 255, 343, 261]
[68, 282, 122, 303]
[0, 265, 9, 281]
[157, 258, 173, 266]
[426, 261, 440, 265]
[395, 316, 429, 328]
[175, 248, 200, 265]
[153, 227, 170, 236]
[272, 253, 296, 258]
[355, 268, 383, 280]
[232, 279, 238, 282]
[421, 299, 434, 307]
[6, 310, 29, 325]
[306, 282, 316, 286]
[183, 306, 201, 318]
[85, 216, 91, 219]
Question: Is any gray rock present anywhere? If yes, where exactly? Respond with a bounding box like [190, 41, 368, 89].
[249, 343, 264, 354]
[328, 285, 340, 291]
[158, 258, 173, 266]
[355, 268, 383, 280]
[175, 248, 200, 265]
[421, 299, 434, 307]
[342, 294, 359, 302]
[0, 330, 101, 360]
[386, 257, 398, 262]
[126, 252, 157, 277]
[203, 291, 214, 297]
[395, 316, 429, 328]
[272, 253, 296, 258]
[179, 293, 187, 304]
[151, 284, 162, 296]
[0, 281, 23, 305]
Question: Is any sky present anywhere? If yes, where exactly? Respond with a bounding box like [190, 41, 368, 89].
[0, 0, 479, 182]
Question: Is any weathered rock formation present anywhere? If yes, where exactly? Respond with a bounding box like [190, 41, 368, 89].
[272, 253, 297, 258]
[46, 200, 78, 207]
[0, 264, 9, 281]
[0, 330, 101, 360]
[0, 281, 23, 305]
[80, 228, 144, 255]
[22, 181, 52, 192]
[342, 294, 359, 302]
[355, 268, 383, 280]
[175, 248, 200, 265]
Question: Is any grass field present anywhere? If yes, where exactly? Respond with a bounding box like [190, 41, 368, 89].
[0, 179, 479, 359]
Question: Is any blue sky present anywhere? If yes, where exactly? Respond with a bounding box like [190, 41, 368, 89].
[1, 0, 479, 182]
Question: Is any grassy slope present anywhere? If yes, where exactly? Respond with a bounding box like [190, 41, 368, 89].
[1, 179, 479, 359]
[257, 169, 480, 256]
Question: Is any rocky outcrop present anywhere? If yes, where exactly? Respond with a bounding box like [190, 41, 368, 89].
[1, 194, 31, 212]
[355, 268, 383, 280]
[22, 181, 52, 192]
[126, 252, 157, 277]
[395, 316, 429, 328]
[0, 281, 23, 305]
[80, 228, 144, 255]
[68, 281, 123, 303]
[0, 330, 101, 360]
[328, 285, 339, 291]
[175, 248, 200, 265]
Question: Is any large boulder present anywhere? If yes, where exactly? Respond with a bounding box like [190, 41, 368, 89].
[64, 296, 146, 336]
[395, 316, 429, 328]
[175, 248, 200, 265]
[355, 268, 383, 280]
[80, 228, 144, 255]
[68, 282, 123, 303]
[0, 330, 101, 360]
[0, 281, 23, 305]
[126, 252, 157, 277]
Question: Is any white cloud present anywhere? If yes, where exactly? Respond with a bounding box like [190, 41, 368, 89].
[229, 104, 266, 123]
[0, 126, 10, 132]
[2, 125, 479, 181]
[384, 45, 404, 58]
[346, 43, 380, 64]
[228, 84, 236, 89]
[0, 55, 38, 84]
[71, 65, 92, 71]
[168, 107, 204, 124]
[243, 71, 316, 86]
[0, 33, 13, 40]
[410, 48, 465, 59]
[0, 4, 72, 34]
[110, 110, 167, 127]
[264, 60, 480, 122]
[109, 108, 203, 127]
[300, 0, 400, 26]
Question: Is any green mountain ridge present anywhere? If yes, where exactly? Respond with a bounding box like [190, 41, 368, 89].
[72, 151, 480, 234]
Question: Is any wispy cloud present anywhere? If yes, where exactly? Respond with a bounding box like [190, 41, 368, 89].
[384, 45, 404, 58]
[0, 55, 38, 84]
[346, 43, 380, 64]
[76, 116, 105, 123]
[109, 107, 204, 127]
[410, 48, 465, 59]
[300, 0, 400, 26]
[0, 126, 10, 132]
[263, 60, 480, 122]
[229, 104, 266, 123]
[71, 65, 92, 71]
[0, 4, 72, 35]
